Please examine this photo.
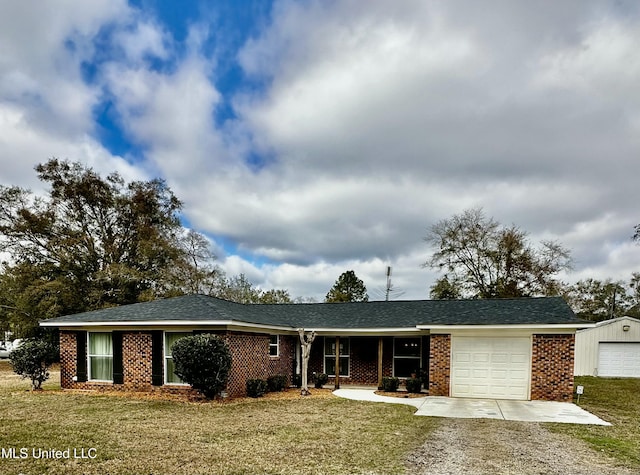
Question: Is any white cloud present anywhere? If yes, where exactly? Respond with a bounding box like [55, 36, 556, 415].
[1, 0, 639, 301]
[113, 20, 171, 64]
[0, 0, 145, 189]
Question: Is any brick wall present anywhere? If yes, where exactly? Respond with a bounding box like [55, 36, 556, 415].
[59, 329, 295, 398]
[531, 334, 575, 401]
[60, 331, 77, 389]
[429, 334, 451, 396]
[268, 335, 296, 380]
[60, 331, 574, 401]
[122, 332, 153, 389]
[332, 336, 381, 385]
[223, 332, 295, 398]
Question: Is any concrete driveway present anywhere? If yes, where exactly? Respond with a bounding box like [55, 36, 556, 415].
[333, 389, 610, 425]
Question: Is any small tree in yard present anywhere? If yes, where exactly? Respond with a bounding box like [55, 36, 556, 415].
[10, 339, 57, 390]
[171, 334, 232, 399]
[298, 328, 316, 396]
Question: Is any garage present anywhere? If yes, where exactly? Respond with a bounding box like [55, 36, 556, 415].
[598, 342, 640, 377]
[574, 316, 640, 376]
[451, 336, 531, 400]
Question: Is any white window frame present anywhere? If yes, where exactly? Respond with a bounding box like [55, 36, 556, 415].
[324, 336, 350, 377]
[269, 335, 280, 357]
[87, 332, 113, 382]
[393, 337, 422, 378]
[164, 332, 191, 386]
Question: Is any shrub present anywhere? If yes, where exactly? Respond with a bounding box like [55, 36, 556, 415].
[246, 379, 268, 398]
[171, 334, 232, 399]
[267, 374, 287, 392]
[419, 367, 429, 388]
[314, 373, 328, 388]
[9, 339, 57, 390]
[405, 377, 422, 393]
[382, 377, 400, 392]
[292, 373, 302, 388]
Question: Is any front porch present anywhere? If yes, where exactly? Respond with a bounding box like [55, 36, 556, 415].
[306, 335, 431, 389]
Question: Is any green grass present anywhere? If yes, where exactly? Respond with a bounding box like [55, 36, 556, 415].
[0, 362, 439, 475]
[4, 362, 639, 474]
[548, 376, 640, 469]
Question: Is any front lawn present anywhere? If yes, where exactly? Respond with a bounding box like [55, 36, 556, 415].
[0, 361, 438, 475]
[548, 376, 640, 469]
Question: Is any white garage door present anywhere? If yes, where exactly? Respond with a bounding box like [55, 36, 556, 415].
[598, 343, 640, 377]
[451, 337, 531, 400]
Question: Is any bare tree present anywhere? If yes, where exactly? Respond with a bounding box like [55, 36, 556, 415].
[424, 208, 572, 298]
[298, 328, 316, 396]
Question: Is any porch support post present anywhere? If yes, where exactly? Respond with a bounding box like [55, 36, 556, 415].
[377, 336, 383, 389]
[334, 336, 341, 389]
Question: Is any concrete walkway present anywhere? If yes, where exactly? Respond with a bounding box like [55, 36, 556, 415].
[333, 389, 611, 425]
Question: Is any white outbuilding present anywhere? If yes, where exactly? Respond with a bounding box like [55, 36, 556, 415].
[574, 316, 640, 377]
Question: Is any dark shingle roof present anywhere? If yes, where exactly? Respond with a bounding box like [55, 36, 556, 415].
[41, 294, 586, 329]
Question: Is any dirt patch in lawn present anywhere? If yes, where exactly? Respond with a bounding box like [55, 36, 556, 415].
[407, 418, 637, 475]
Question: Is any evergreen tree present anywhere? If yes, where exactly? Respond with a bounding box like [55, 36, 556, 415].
[325, 270, 369, 302]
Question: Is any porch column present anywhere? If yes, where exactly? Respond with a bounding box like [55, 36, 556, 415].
[377, 337, 383, 389]
[334, 336, 340, 389]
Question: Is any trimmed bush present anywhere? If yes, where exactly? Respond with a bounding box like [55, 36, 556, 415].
[382, 377, 400, 392]
[314, 373, 328, 388]
[405, 377, 422, 393]
[246, 379, 268, 398]
[419, 368, 429, 388]
[292, 374, 302, 388]
[171, 334, 232, 399]
[9, 339, 57, 390]
[267, 374, 288, 392]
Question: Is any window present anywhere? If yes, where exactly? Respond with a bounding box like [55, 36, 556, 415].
[324, 337, 349, 377]
[164, 332, 191, 384]
[394, 337, 421, 378]
[269, 335, 279, 357]
[88, 332, 113, 381]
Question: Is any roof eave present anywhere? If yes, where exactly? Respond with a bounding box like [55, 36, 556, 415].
[303, 327, 423, 334]
[417, 323, 596, 330]
[39, 319, 296, 333]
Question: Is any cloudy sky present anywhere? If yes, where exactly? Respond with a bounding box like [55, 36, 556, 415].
[1, 0, 639, 301]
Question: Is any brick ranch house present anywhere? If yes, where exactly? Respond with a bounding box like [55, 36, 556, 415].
[40, 295, 593, 401]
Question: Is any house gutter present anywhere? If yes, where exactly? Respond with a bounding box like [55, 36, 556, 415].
[417, 323, 597, 330]
[39, 319, 296, 333]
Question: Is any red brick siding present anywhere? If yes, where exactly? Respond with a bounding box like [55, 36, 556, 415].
[337, 337, 378, 385]
[308, 337, 324, 377]
[59, 330, 295, 398]
[267, 335, 296, 381]
[60, 331, 77, 389]
[531, 334, 575, 401]
[221, 332, 296, 398]
[121, 332, 152, 389]
[61, 331, 574, 401]
[429, 334, 451, 396]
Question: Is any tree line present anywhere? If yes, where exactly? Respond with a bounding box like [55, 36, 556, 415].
[1, 160, 637, 339]
[424, 207, 640, 321]
[0, 159, 298, 338]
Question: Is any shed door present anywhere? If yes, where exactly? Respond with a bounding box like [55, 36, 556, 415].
[598, 342, 640, 377]
[451, 337, 531, 400]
